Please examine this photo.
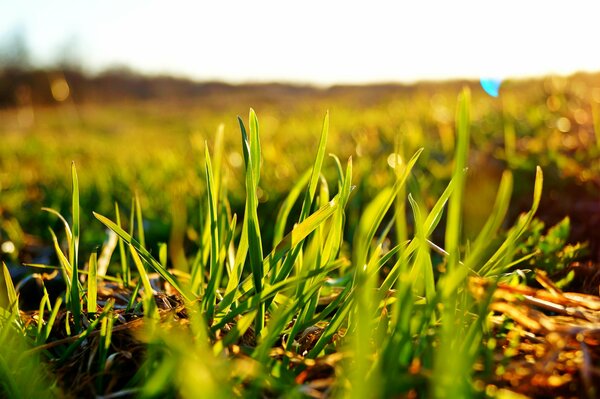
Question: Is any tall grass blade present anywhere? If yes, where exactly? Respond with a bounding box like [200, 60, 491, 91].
[322, 157, 353, 265]
[87, 252, 98, 313]
[48, 228, 72, 284]
[115, 205, 133, 287]
[407, 195, 435, 301]
[0, 262, 18, 312]
[444, 87, 470, 272]
[354, 148, 423, 270]
[217, 196, 340, 313]
[272, 170, 311, 247]
[41, 207, 72, 250]
[238, 115, 265, 335]
[477, 166, 543, 277]
[128, 243, 157, 319]
[71, 162, 81, 329]
[299, 111, 329, 221]
[135, 193, 146, 248]
[93, 212, 194, 301]
[249, 109, 261, 184]
[202, 144, 222, 319]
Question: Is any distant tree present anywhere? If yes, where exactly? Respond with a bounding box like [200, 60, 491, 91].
[52, 35, 83, 72]
[0, 28, 31, 72]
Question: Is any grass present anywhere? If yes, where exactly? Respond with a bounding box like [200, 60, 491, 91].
[0, 79, 598, 397]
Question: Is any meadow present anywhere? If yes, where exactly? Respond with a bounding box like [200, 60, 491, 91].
[1, 72, 599, 398]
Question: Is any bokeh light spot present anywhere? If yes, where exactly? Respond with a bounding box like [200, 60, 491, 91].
[228, 152, 243, 168]
[51, 77, 70, 102]
[556, 117, 571, 133]
[1, 241, 15, 254]
[387, 153, 403, 169]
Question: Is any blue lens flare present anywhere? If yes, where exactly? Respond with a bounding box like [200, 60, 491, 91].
[480, 78, 502, 97]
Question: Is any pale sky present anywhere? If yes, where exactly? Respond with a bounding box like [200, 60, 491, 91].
[1, 0, 599, 85]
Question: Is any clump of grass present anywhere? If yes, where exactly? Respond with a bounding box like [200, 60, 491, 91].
[2, 89, 550, 398]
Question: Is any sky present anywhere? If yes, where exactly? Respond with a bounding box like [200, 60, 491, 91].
[1, 0, 600, 85]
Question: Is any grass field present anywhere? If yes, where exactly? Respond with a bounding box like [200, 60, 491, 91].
[1, 73, 599, 398]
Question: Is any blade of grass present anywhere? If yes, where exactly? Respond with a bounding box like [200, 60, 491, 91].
[135, 192, 146, 248]
[44, 296, 62, 342]
[464, 171, 513, 272]
[87, 252, 98, 313]
[217, 195, 341, 313]
[249, 108, 261, 184]
[97, 306, 115, 393]
[238, 115, 265, 336]
[269, 112, 331, 287]
[444, 87, 470, 273]
[477, 166, 543, 277]
[71, 162, 81, 330]
[407, 194, 435, 301]
[41, 207, 72, 250]
[202, 144, 222, 320]
[115, 203, 130, 286]
[272, 170, 312, 247]
[299, 111, 329, 222]
[354, 148, 423, 271]
[93, 212, 194, 302]
[322, 157, 353, 265]
[128, 243, 157, 319]
[379, 168, 463, 294]
[1, 262, 18, 312]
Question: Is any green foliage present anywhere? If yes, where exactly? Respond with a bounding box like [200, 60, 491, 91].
[515, 216, 587, 279]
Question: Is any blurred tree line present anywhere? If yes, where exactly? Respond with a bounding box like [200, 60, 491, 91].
[0, 29, 491, 108]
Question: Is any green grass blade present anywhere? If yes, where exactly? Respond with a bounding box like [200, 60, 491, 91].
[202, 144, 222, 319]
[477, 166, 543, 277]
[135, 193, 146, 248]
[322, 157, 353, 264]
[87, 252, 98, 313]
[44, 296, 63, 341]
[93, 211, 194, 302]
[223, 210, 246, 310]
[41, 207, 72, 249]
[48, 228, 72, 289]
[307, 291, 353, 358]
[354, 148, 423, 270]
[407, 195, 436, 301]
[272, 170, 311, 247]
[378, 170, 463, 294]
[271, 195, 341, 283]
[213, 310, 257, 355]
[1, 262, 18, 312]
[466, 171, 513, 272]
[299, 111, 329, 222]
[249, 108, 261, 184]
[238, 115, 265, 335]
[350, 245, 382, 399]
[71, 162, 81, 329]
[97, 306, 115, 392]
[128, 243, 157, 319]
[213, 123, 225, 198]
[217, 195, 341, 312]
[444, 88, 470, 272]
[129, 244, 153, 296]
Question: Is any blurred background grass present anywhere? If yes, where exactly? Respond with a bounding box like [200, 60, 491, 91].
[1, 70, 599, 267]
